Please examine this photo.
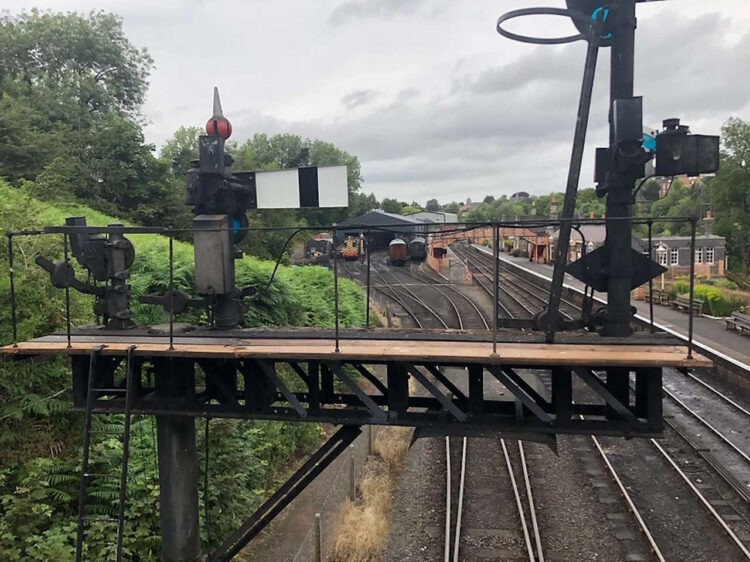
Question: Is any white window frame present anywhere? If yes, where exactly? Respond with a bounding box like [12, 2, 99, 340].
[695, 248, 703, 264]
[705, 247, 715, 264]
[670, 248, 679, 266]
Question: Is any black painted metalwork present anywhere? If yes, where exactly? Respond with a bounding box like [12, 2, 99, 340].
[545, 12, 603, 343]
[64, 233, 72, 348]
[76, 345, 137, 561]
[366, 228, 371, 327]
[210, 425, 362, 561]
[68, 351, 665, 438]
[688, 218, 697, 358]
[8, 233, 17, 346]
[648, 221, 654, 331]
[492, 225, 499, 355]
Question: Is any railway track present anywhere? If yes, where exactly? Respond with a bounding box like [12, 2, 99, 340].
[444, 436, 542, 561]
[345, 245, 750, 559]
[467, 242, 750, 559]
[342, 256, 490, 331]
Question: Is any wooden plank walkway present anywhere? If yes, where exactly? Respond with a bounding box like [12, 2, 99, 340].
[1, 337, 711, 369]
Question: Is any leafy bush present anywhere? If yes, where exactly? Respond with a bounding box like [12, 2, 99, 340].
[0, 180, 365, 559]
[690, 285, 743, 316]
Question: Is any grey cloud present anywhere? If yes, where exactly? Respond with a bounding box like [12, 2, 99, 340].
[342, 89, 381, 110]
[329, 0, 442, 25]
[203, 7, 750, 202]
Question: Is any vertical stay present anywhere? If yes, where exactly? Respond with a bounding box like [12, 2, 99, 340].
[8, 233, 17, 346]
[169, 235, 175, 350]
[647, 221, 654, 332]
[365, 229, 371, 328]
[64, 234, 72, 348]
[332, 225, 340, 352]
[115, 345, 137, 561]
[492, 224, 499, 355]
[545, 18, 602, 342]
[688, 218, 697, 358]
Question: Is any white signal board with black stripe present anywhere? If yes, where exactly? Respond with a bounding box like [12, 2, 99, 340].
[255, 165, 348, 209]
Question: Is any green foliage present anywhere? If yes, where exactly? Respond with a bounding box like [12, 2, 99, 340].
[709, 117, 750, 275]
[672, 278, 744, 316]
[0, 181, 365, 559]
[0, 10, 191, 229]
[379, 198, 404, 215]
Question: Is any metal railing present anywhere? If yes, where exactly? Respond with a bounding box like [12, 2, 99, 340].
[6, 215, 701, 356]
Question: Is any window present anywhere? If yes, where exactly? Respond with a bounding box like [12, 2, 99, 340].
[695, 248, 703, 264]
[670, 249, 679, 265]
[706, 247, 715, 264]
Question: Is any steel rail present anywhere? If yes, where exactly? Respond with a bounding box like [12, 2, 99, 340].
[460, 250, 536, 318]
[569, 400, 666, 562]
[414, 267, 490, 330]
[395, 266, 464, 330]
[663, 388, 750, 464]
[356, 263, 424, 329]
[342, 261, 424, 327]
[518, 442, 544, 562]
[682, 371, 750, 418]
[444, 436, 452, 562]
[500, 438, 536, 562]
[589, 434, 666, 561]
[372, 264, 450, 329]
[469, 244, 582, 317]
[466, 245, 579, 320]
[449, 245, 519, 318]
[451, 437, 468, 562]
[650, 438, 750, 559]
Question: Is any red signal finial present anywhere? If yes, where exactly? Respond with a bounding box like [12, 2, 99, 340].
[206, 86, 232, 140]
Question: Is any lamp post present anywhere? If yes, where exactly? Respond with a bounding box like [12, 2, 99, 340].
[656, 243, 668, 291]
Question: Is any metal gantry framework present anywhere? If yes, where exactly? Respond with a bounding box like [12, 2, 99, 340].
[0, 1, 723, 560]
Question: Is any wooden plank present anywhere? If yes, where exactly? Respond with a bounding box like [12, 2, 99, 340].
[0, 338, 713, 369]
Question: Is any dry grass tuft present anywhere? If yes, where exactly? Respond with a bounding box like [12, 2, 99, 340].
[328, 426, 412, 561]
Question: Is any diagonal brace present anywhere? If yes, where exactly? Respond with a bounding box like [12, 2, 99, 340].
[352, 363, 388, 395]
[487, 366, 553, 423]
[423, 364, 468, 402]
[574, 368, 642, 427]
[210, 425, 361, 561]
[406, 365, 467, 422]
[257, 360, 306, 418]
[287, 362, 309, 386]
[325, 362, 387, 422]
[501, 367, 550, 410]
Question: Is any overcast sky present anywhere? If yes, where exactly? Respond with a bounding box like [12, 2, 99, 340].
[6, 0, 750, 203]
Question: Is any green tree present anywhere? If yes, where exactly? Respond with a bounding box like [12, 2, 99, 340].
[443, 201, 460, 215]
[380, 198, 403, 214]
[160, 126, 201, 175]
[710, 117, 750, 275]
[425, 198, 440, 211]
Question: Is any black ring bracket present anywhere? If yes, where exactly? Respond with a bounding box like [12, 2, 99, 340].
[496, 7, 599, 45]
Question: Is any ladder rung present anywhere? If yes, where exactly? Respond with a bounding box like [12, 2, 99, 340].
[92, 388, 127, 393]
[88, 430, 122, 435]
[84, 472, 119, 479]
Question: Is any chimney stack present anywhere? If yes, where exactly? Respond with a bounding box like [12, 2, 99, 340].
[704, 209, 714, 236]
[531, 200, 537, 216]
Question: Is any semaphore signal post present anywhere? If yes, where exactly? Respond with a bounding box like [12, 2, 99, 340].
[1, 2, 720, 560]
